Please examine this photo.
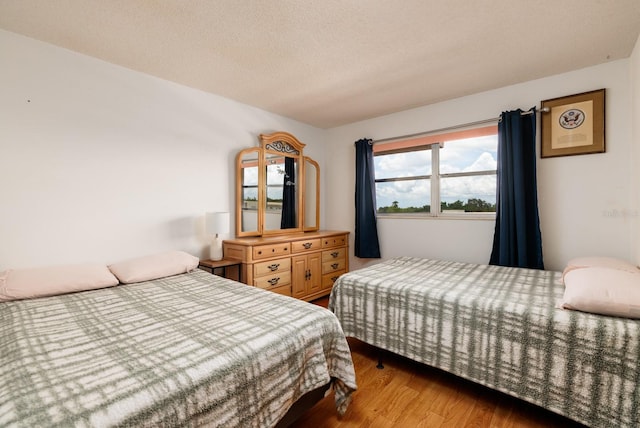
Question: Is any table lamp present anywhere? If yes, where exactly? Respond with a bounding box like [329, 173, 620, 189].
[206, 212, 230, 261]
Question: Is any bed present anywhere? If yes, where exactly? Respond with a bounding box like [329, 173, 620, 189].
[329, 256, 640, 428]
[0, 268, 356, 427]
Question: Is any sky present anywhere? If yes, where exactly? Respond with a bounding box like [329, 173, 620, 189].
[242, 161, 290, 201]
[374, 135, 498, 208]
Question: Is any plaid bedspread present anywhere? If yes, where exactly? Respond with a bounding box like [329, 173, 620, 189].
[0, 269, 356, 427]
[330, 256, 640, 428]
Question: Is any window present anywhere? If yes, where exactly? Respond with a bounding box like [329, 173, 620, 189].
[374, 125, 498, 217]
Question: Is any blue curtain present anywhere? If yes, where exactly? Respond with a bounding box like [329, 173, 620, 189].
[354, 138, 381, 258]
[489, 109, 544, 269]
[280, 157, 296, 229]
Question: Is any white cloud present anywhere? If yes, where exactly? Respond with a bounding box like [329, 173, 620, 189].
[375, 151, 430, 179]
[465, 152, 497, 172]
[441, 175, 496, 204]
[376, 180, 429, 208]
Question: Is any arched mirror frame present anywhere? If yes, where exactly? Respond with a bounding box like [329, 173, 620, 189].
[235, 132, 320, 237]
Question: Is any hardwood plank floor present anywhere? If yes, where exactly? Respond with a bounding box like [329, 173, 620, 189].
[297, 298, 587, 428]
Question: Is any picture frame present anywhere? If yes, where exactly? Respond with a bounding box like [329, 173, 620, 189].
[540, 88, 605, 158]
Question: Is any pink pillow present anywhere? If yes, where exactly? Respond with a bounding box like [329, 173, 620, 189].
[0, 264, 119, 302]
[560, 267, 640, 319]
[562, 256, 639, 282]
[108, 250, 199, 284]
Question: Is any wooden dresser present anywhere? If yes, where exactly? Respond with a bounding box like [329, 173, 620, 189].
[223, 230, 349, 301]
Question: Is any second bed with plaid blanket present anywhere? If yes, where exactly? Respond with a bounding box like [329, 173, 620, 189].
[329, 256, 640, 428]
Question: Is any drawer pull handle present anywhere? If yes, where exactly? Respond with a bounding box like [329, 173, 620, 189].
[331, 276, 339, 281]
[258, 251, 262, 255]
[330, 251, 339, 258]
[268, 263, 280, 271]
[303, 242, 313, 249]
[268, 277, 280, 286]
[331, 263, 339, 269]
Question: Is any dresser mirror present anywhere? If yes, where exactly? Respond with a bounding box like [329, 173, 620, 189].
[235, 132, 320, 237]
[303, 157, 319, 231]
[237, 148, 261, 235]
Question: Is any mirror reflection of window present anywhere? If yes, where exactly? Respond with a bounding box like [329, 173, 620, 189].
[264, 155, 298, 230]
[239, 149, 260, 234]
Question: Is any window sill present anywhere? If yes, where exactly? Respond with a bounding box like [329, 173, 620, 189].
[377, 213, 496, 221]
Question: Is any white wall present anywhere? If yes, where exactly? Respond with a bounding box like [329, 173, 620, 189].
[632, 34, 640, 266]
[0, 30, 325, 269]
[2, 29, 637, 273]
[326, 60, 634, 272]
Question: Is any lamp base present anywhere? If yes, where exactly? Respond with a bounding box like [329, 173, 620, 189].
[210, 235, 223, 261]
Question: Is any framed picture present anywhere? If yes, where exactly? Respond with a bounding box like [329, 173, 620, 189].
[540, 88, 605, 158]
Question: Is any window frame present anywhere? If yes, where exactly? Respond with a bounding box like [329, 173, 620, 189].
[373, 124, 498, 220]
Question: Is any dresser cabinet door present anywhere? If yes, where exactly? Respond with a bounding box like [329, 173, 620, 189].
[291, 253, 321, 299]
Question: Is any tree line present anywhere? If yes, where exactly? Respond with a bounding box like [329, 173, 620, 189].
[377, 198, 495, 213]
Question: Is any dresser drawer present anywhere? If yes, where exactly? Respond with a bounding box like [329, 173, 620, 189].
[322, 270, 345, 289]
[322, 234, 348, 249]
[254, 271, 291, 289]
[254, 258, 291, 277]
[268, 284, 292, 297]
[322, 248, 346, 262]
[253, 243, 291, 260]
[322, 259, 346, 274]
[291, 238, 322, 253]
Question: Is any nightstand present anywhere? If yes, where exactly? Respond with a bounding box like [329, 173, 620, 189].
[199, 259, 242, 282]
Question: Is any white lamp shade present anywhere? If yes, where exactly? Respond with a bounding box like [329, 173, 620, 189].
[206, 212, 230, 235]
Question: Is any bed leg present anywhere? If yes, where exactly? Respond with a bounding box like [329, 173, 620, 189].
[376, 354, 384, 369]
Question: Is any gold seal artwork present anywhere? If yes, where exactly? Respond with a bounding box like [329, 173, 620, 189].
[550, 100, 593, 149]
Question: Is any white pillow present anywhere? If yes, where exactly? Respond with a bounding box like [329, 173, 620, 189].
[560, 267, 640, 319]
[0, 264, 119, 302]
[562, 256, 639, 282]
[108, 250, 199, 284]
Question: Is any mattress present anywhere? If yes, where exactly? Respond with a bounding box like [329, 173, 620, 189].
[0, 269, 356, 427]
[329, 256, 640, 428]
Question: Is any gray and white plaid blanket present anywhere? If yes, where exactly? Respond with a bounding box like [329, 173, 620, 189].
[1, 269, 356, 427]
[330, 256, 640, 428]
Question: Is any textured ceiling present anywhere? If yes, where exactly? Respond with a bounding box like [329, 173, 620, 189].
[1, 1, 639, 128]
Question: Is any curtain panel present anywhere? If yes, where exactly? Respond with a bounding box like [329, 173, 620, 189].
[354, 138, 381, 258]
[490, 109, 544, 269]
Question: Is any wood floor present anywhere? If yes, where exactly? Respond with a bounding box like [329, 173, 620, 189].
[294, 298, 587, 428]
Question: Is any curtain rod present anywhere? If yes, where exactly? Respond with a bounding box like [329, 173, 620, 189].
[369, 106, 549, 145]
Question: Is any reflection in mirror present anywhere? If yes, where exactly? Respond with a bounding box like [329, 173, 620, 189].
[237, 148, 260, 236]
[304, 157, 319, 231]
[264, 154, 298, 231]
[280, 157, 297, 229]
